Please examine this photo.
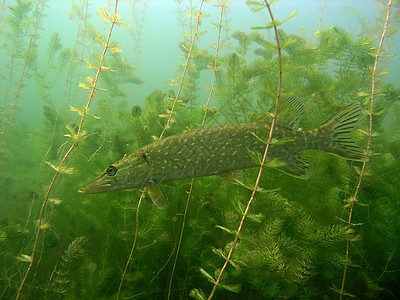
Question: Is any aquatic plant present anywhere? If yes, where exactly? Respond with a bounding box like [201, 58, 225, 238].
[0, 0, 399, 299]
[206, 1, 289, 298]
[0, 0, 45, 160]
[48, 236, 88, 296]
[339, 1, 394, 298]
[13, 2, 132, 299]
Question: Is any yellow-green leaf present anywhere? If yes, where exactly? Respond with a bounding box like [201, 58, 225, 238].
[70, 106, 84, 116]
[16, 254, 32, 263]
[49, 198, 63, 205]
[189, 289, 206, 300]
[251, 26, 267, 30]
[116, 21, 130, 27]
[266, 20, 282, 29]
[282, 10, 298, 23]
[199, 268, 216, 284]
[220, 283, 241, 293]
[110, 45, 122, 53]
[85, 60, 96, 69]
[281, 38, 297, 49]
[46, 161, 75, 175]
[88, 114, 100, 120]
[97, 8, 113, 22]
[246, 0, 265, 12]
[215, 225, 236, 235]
[96, 33, 106, 47]
[78, 82, 90, 90]
[100, 66, 115, 72]
[85, 76, 94, 86]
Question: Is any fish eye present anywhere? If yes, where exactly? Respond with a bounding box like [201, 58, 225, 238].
[106, 165, 117, 176]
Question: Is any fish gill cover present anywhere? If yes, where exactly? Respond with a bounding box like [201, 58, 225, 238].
[0, 0, 400, 299]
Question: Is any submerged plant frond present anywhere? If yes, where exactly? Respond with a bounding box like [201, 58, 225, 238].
[1, 1, 399, 300]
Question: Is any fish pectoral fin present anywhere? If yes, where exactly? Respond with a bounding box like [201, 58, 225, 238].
[217, 170, 244, 185]
[277, 153, 312, 179]
[146, 184, 167, 209]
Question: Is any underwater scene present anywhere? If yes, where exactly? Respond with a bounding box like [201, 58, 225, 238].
[1, 0, 400, 299]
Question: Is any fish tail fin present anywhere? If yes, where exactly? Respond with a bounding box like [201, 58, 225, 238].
[316, 102, 368, 162]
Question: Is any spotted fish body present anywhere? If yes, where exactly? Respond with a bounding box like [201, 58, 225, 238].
[79, 99, 368, 207]
[150, 123, 276, 182]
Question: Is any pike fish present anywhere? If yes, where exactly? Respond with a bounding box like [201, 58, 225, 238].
[79, 98, 368, 208]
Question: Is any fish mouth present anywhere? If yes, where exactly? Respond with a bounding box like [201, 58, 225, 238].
[78, 181, 112, 194]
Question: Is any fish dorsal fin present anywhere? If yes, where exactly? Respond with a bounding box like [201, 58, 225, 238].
[217, 170, 244, 185]
[276, 153, 313, 179]
[146, 184, 167, 209]
[268, 97, 305, 128]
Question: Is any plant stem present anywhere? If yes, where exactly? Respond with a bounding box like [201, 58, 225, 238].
[202, 0, 225, 126]
[116, 191, 145, 300]
[15, 1, 120, 298]
[24, 0, 89, 232]
[339, 1, 392, 298]
[167, 180, 194, 300]
[168, 0, 220, 297]
[159, 0, 206, 139]
[207, 0, 283, 298]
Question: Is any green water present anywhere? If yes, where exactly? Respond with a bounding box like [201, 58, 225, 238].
[1, 0, 399, 299]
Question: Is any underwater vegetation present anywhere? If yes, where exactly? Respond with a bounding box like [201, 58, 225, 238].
[1, 0, 400, 299]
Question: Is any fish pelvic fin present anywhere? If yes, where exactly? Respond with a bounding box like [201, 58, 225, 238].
[316, 102, 368, 162]
[146, 184, 167, 209]
[277, 154, 313, 179]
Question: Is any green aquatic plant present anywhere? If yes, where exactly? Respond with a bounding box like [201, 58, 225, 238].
[48, 236, 88, 296]
[206, 0, 288, 298]
[34, 33, 73, 105]
[193, 191, 355, 298]
[1, 0, 399, 299]
[0, 0, 44, 159]
[116, 1, 214, 298]
[339, 1, 394, 298]
[14, 3, 131, 299]
[100, 54, 143, 96]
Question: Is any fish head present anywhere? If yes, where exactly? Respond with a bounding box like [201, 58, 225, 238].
[78, 151, 150, 194]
